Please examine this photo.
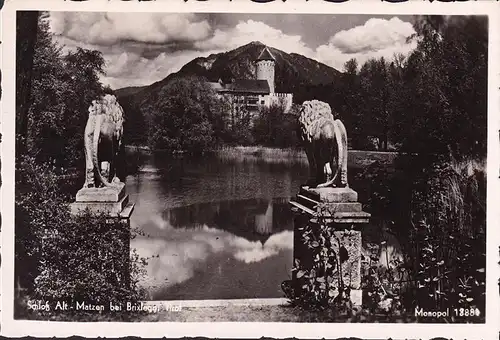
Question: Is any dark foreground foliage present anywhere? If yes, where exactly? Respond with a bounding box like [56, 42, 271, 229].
[285, 153, 486, 323]
[15, 156, 148, 321]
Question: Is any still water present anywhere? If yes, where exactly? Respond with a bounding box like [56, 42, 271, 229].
[125, 153, 398, 301]
[127, 154, 308, 300]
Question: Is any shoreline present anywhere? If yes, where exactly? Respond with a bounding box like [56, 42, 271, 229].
[125, 144, 399, 167]
[125, 145, 399, 157]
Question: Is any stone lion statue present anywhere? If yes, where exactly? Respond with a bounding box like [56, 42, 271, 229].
[83, 94, 124, 189]
[298, 100, 348, 188]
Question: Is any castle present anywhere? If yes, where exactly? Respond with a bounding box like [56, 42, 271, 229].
[208, 46, 293, 115]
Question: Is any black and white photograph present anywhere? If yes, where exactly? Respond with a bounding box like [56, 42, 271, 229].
[1, 0, 499, 338]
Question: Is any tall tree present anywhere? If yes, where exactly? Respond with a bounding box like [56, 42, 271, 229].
[16, 11, 40, 158]
[145, 77, 223, 153]
[358, 57, 391, 150]
[393, 15, 488, 159]
[22, 13, 106, 166]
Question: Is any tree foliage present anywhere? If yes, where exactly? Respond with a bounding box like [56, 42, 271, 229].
[15, 156, 147, 318]
[290, 16, 487, 157]
[17, 13, 107, 167]
[252, 103, 301, 148]
[392, 15, 487, 159]
[144, 77, 225, 154]
[15, 13, 148, 319]
[16, 11, 39, 157]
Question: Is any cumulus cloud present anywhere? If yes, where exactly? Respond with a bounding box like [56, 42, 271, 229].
[47, 13, 417, 89]
[329, 17, 415, 54]
[316, 17, 417, 71]
[49, 12, 211, 46]
[100, 49, 203, 88]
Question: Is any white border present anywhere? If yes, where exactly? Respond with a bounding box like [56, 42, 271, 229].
[1, 0, 499, 338]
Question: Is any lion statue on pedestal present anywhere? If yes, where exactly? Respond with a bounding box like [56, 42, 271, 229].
[82, 94, 124, 189]
[298, 100, 348, 188]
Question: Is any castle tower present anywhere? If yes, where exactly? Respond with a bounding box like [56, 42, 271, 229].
[256, 46, 276, 94]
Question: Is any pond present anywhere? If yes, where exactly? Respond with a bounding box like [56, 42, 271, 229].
[125, 151, 400, 301]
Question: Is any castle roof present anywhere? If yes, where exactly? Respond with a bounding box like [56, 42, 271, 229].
[209, 79, 270, 94]
[257, 47, 275, 62]
[207, 81, 224, 91]
[225, 79, 270, 94]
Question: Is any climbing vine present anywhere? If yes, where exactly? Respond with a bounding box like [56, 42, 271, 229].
[287, 206, 357, 311]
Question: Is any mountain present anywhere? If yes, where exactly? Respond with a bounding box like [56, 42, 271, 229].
[115, 41, 342, 104]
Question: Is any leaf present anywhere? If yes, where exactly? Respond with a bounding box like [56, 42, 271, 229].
[316, 277, 325, 283]
[339, 246, 349, 263]
[476, 268, 485, 273]
[297, 270, 306, 279]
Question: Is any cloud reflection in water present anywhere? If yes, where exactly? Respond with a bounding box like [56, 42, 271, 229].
[132, 211, 293, 296]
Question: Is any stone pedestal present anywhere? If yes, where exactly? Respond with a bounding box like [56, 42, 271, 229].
[70, 182, 135, 219]
[70, 182, 135, 289]
[290, 186, 370, 306]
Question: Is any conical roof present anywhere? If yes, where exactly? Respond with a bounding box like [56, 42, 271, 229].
[257, 47, 275, 61]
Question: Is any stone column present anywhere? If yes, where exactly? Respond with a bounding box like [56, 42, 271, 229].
[290, 186, 370, 306]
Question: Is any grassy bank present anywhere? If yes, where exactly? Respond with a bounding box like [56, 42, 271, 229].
[126, 144, 399, 168]
[214, 145, 398, 168]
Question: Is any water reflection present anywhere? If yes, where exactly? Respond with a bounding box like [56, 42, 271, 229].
[126, 155, 302, 300]
[131, 199, 294, 300]
[125, 153, 402, 301]
[165, 198, 292, 244]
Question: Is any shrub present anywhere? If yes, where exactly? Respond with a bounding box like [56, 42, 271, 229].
[15, 156, 148, 319]
[285, 153, 486, 322]
[356, 154, 486, 321]
[408, 156, 486, 321]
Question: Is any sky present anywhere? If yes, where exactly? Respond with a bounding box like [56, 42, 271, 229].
[48, 12, 418, 90]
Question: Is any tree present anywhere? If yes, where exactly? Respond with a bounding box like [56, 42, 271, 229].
[16, 11, 40, 158]
[392, 15, 487, 159]
[358, 57, 391, 151]
[119, 95, 148, 146]
[145, 77, 224, 153]
[21, 14, 107, 167]
[340, 58, 365, 149]
[253, 103, 300, 148]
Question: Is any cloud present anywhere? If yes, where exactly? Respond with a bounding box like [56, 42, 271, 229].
[100, 49, 203, 89]
[316, 17, 417, 71]
[131, 216, 293, 293]
[49, 12, 211, 46]
[329, 17, 415, 54]
[195, 20, 316, 59]
[48, 13, 417, 88]
[233, 230, 293, 264]
[316, 40, 417, 72]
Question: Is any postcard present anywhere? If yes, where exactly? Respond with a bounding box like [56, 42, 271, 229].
[1, 0, 499, 338]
